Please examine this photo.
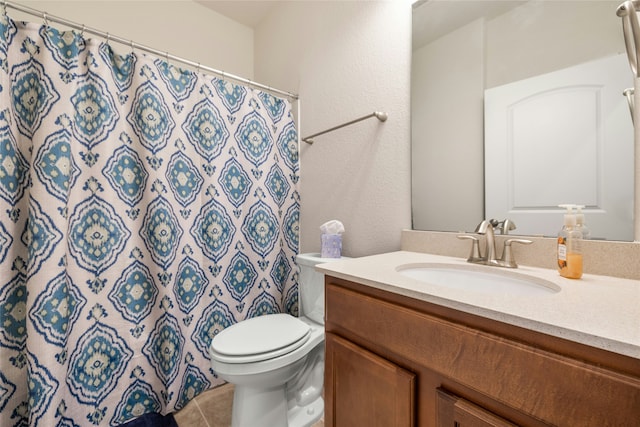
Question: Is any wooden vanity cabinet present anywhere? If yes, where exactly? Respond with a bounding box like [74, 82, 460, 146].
[436, 388, 517, 427]
[324, 276, 640, 427]
[325, 333, 415, 426]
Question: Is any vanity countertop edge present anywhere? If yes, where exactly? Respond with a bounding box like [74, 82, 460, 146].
[315, 251, 640, 360]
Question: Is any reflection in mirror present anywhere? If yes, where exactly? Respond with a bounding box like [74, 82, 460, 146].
[411, 0, 634, 241]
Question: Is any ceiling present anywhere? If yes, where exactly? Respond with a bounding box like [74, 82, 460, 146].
[196, 1, 526, 50]
[412, 1, 526, 50]
[195, 1, 279, 27]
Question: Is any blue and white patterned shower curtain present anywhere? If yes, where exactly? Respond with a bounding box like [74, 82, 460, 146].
[0, 15, 299, 427]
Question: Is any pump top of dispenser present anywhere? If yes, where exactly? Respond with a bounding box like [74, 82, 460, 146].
[574, 205, 585, 224]
[574, 205, 591, 239]
[558, 204, 577, 227]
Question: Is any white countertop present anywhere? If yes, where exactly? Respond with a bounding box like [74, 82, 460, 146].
[316, 251, 640, 360]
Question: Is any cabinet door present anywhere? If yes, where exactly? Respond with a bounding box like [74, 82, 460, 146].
[437, 389, 517, 427]
[325, 332, 416, 427]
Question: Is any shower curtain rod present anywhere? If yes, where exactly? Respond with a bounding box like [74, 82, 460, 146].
[2, 0, 299, 100]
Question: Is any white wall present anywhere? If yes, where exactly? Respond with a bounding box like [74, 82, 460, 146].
[254, 1, 413, 257]
[12, 1, 254, 78]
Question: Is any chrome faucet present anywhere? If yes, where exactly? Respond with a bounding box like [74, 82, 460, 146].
[475, 220, 499, 265]
[458, 219, 532, 268]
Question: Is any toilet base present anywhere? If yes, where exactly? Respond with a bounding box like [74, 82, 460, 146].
[232, 384, 287, 427]
[231, 384, 323, 427]
[287, 394, 323, 427]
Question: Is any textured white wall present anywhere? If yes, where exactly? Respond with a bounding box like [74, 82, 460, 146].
[254, 1, 413, 257]
[11, 1, 254, 78]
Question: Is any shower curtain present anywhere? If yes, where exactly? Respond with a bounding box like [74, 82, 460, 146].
[0, 15, 299, 427]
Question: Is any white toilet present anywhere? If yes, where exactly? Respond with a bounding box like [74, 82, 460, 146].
[209, 253, 345, 427]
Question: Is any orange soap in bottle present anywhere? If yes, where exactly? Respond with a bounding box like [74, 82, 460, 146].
[557, 204, 583, 279]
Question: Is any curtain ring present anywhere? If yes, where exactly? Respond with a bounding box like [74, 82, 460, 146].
[2, 2, 7, 17]
[196, 63, 200, 74]
[75, 24, 86, 46]
[105, 32, 110, 44]
[42, 11, 49, 28]
[130, 39, 134, 54]
[165, 51, 170, 65]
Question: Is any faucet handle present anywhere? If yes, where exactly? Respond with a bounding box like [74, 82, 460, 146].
[500, 238, 533, 268]
[457, 235, 483, 262]
[503, 219, 517, 234]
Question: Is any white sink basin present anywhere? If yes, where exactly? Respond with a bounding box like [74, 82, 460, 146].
[396, 263, 561, 296]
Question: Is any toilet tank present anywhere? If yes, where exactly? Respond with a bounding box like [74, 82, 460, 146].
[296, 253, 349, 324]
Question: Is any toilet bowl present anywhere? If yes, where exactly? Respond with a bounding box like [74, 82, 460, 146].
[209, 253, 347, 427]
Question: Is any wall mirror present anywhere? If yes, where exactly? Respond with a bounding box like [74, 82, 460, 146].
[411, 0, 635, 241]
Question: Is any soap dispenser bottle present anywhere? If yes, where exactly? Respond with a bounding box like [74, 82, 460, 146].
[575, 205, 591, 240]
[557, 204, 583, 279]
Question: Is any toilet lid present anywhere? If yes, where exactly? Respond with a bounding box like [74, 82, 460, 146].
[211, 313, 311, 363]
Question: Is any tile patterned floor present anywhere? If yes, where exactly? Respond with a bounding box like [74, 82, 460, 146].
[174, 383, 234, 427]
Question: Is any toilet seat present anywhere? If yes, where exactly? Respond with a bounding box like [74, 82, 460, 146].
[210, 313, 311, 364]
